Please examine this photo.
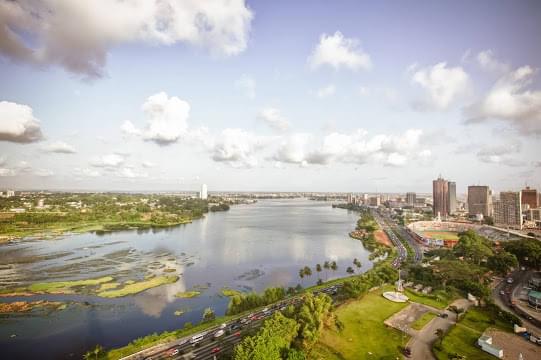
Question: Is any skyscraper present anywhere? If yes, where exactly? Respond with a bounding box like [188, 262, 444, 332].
[494, 191, 522, 229]
[406, 192, 416, 206]
[468, 185, 493, 218]
[448, 182, 456, 215]
[199, 184, 208, 200]
[521, 186, 538, 210]
[433, 176, 449, 217]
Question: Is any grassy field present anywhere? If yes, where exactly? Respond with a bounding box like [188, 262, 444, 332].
[404, 288, 457, 309]
[98, 276, 178, 298]
[420, 231, 459, 241]
[411, 311, 437, 330]
[310, 285, 409, 360]
[433, 308, 512, 360]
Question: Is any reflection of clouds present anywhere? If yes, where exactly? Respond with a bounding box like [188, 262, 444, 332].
[266, 268, 293, 288]
[290, 234, 306, 262]
[134, 263, 186, 317]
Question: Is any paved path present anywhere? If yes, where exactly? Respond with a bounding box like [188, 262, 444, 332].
[406, 299, 472, 360]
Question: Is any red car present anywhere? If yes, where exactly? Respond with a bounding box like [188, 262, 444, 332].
[234, 331, 241, 337]
[211, 347, 221, 354]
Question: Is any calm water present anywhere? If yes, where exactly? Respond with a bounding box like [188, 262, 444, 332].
[0, 199, 370, 359]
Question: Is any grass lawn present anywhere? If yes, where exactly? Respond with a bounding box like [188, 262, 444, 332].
[310, 285, 409, 360]
[98, 276, 178, 298]
[411, 312, 437, 330]
[404, 289, 456, 309]
[433, 308, 512, 360]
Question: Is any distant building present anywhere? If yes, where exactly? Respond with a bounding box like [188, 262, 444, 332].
[199, 184, 208, 200]
[433, 176, 449, 217]
[468, 185, 493, 218]
[369, 196, 380, 207]
[406, 192, 416, 206]
[448, 181, 457, 215]
[494, 191, 522, 229]
[521, 186, 538, 210]
[347, 193, 353, 204]
[1, 190, 15, 198]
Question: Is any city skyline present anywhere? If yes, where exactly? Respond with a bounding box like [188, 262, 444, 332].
[1, 0, 541, 193]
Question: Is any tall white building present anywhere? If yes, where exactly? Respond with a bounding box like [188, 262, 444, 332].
[199, 184, 208, 200]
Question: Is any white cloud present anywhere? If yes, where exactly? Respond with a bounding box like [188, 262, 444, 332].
[141, 161, 155, 168]
[34, 168, 54, 177]
[258, 107, 290, 132]
[476, 50, 509, 73]
[124, 92, 190, 145]
[0, 155, 6, 166]
[411, 62, 470, 111]
[90, 153, 125, 168]
[116, 167, 148, 179]
[308, 31, 371, 71]
[235, 74, 256, 99]
[0, 168, 16, 176]
[0, 101, 43, 143]
[211, 128, 266, 168]
[0, 0, 253, 78]
[43, 141, 76, 154]
[272, 133, 312, 164]
[73, 167, 101, 178]
[316, 84, 336, 98]
[476, 142, 525, 167]
[465, 65, 541, 135]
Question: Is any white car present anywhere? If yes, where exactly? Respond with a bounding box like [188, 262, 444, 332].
[214, 329, 225, 338]
[219, 323, 227, 329]
[506, 278, 514, 284]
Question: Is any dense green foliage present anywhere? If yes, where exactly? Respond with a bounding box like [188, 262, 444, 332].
[504, 238, 541, 269]
[227, 287, 286, 315]
[337, 263, 397, 300]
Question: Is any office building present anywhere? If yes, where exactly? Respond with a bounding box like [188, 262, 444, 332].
[494, 191, 522, 229]
[448, 181, 457, 215]
[433, 176, 449, 217]
[468, 185, 493, 218]
[199, 184, 208, 200]
[369, 196, 380, 207]
[521, 187, 538, 210]
[406, 192, 416, 206]
[347, 193, 353, 204]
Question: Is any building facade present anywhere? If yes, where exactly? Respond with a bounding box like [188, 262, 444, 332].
[494, 191, 522, 229]
[448, 181, 457, 215]
[521, 186, 538, 210]
[406, 192, 416, 206]
[199, 184, 208, 200]
[468, 185, 493, 218]
[433, 176, 449, 217]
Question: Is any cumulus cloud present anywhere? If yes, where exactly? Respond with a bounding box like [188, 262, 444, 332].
[308, 31, 371, 71]
[0, 168, 16, 177]
[316, 84, 336, 98]
[235, 74, 256, 99]
[258, 107, 290, 132]
[476, 142, 525, 167]
[411, 62, 470, 111]
[141, 161, 155, 168]
[476, 50, 509, 73]
[34, 168, 54, 177]
[116, 167, 148, 179]
[123, 92, 190, 145]
[465, 65, 541, 135]
[43, 141, 76, 154]
[0, 101, 43, 143]
[90, 153, 125, 168]
[271, 129, 425, 167]
[0, 0, 253, 78]
[211, 128, 267, 168]
[0, 155, 6, 166]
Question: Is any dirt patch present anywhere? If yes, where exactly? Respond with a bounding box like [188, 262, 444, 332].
[374, 230, 392, 247]
[384, 302, 432, 331]
[486, 329, 540, 360]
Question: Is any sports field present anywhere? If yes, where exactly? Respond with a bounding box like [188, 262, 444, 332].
[419, 231, 459, 241]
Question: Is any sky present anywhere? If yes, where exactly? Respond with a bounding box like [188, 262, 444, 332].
[0, 0, 540, 194]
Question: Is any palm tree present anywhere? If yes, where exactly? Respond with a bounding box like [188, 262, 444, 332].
[316, 263, 322, 276]
[330, 261, 338, 279]
[448, 306, 464, 322]
[435, 328, 444, 345]
[303, 266, 312, 279]
[353, 258, 362, 268]
[299, 268, 305, 285]
[92, 345, 103, 360]
[83, 351, 93, 360]
[323, 261, 330, 280]
[346, 266, 355, 274]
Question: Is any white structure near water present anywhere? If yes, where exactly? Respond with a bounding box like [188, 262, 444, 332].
[477, 335, 503, 359]
[199, 184, 208, 200]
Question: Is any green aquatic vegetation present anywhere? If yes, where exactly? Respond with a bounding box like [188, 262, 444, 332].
[97, 282, 120, 292]
[27, 276, 114, 293]
[98, 276, 178, 298]
[174, 310, 185, 316]
[221, 288, 242, 297]
[174, 291, 201, 298]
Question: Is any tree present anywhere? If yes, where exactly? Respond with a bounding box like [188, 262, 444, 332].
[316, 263, 322, 281]
[448, 306, 464, 322]
[295, 293, 334, 348]
[435, 328, 444, 345]
[303, 266, 312, 278]
[353, 258, 362, 268]
[83, 351, 93, 360]
[487, 251, 518, 275]
[202, 307, 215, 322]
[299, 268, 305, 285]
[323, 261, 330, 280]
[453, 230, 493, 265]
[92, 345, 103, 360]
[330, 261, 338, 278]
[346, 266, 355, 274]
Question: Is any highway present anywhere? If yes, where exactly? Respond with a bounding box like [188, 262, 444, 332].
[121, 285, 340, 360]
[370, 208, 407, 268]
[376, 208, 423, 264]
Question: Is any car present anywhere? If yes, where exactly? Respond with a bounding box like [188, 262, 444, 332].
[214, 329, 225, 338]
[211, 347, 221, 354]
[229, 323, 241, 331]
[234, 331, 241, 337]
[500, 290, 505, 295]
[438, 313, 448, 318]
[507, 277, 514, 284]
[219, 323, 227, 329]
[166, 348, 179, 357]
[190, 333, 205, 344]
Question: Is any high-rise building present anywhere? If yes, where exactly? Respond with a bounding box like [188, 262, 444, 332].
[433, 176, 449, 217]
[199, 184, 208, 200]
[406, 192, 416, 206]
[468, 185, 493, 218]
[369, 196, 380, 207]
[494, 191, 522, 229]
[448, 182, 457, 215]
[347, 193, 353, 204]
[521, 186, 538, 210]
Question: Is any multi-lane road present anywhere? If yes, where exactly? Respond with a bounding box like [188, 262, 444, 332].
[371, 209, 407, 268]
[121, 285, 341, 360]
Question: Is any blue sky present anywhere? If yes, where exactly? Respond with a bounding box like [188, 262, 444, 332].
[0, 0, 540, 193]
